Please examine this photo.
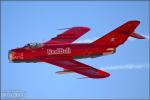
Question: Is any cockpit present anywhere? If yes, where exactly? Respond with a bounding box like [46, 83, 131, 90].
[24, 43, 43, 49]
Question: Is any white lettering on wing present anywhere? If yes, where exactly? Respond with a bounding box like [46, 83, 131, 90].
[47, 47, 71, 55]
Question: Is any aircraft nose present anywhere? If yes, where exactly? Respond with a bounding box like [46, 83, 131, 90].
[8, 50, 16, 62]
[8, 50, 23, 62]
[8, 50, 13, 62]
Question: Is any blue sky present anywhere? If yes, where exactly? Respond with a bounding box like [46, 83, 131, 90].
[1, 1, 149, 99]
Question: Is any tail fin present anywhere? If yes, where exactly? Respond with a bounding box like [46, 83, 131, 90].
[92, 20, 145, 47]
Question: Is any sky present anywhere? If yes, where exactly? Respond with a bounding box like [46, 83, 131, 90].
[1, 1, 149, 99]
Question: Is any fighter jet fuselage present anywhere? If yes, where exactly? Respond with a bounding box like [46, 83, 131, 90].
[9, 43, 115, 63]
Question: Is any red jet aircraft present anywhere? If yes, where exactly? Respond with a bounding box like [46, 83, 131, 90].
[8, 20, 145, 79]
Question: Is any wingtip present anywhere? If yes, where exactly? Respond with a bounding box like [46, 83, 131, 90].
[72, 26, 90, 31]
[126, 20, 140, 26]
[128, 20, 140, 23]
[96, 70, 110, 78]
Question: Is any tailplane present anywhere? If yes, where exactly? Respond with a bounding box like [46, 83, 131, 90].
[130, 32, 145, 39]
[92, 20, 145, 47]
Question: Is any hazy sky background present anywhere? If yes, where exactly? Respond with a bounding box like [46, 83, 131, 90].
[1, 1, 149, 99]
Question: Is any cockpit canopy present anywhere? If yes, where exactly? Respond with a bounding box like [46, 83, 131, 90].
[24, 43, 43, 49]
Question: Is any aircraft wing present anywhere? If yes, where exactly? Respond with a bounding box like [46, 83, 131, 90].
[37, 57, 110, 78]
[44, 27, 90, 44]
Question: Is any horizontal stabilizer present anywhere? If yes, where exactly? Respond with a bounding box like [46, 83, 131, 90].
[130, 33, 145, 39]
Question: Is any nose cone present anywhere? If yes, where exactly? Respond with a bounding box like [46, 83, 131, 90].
[8, 50, 23, 62]
[8, 50, 16, 62]
[8, 50, 13, 62]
